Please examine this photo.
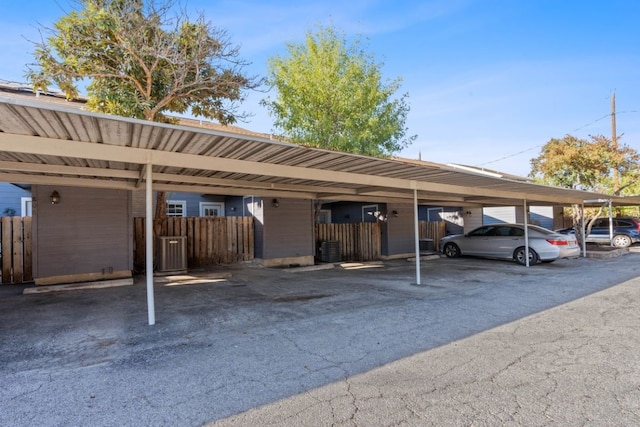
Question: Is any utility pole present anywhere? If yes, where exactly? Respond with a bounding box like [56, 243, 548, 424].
[611, 93, 619, 193]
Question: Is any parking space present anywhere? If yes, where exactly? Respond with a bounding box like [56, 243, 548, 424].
[2, 253, 640, 426]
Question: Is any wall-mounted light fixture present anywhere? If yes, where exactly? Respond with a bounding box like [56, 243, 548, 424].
[465, 210, 472, 216]
[272, 198, 280, 207]
[230, 206, 237, 211]
[392, 210, 399, 217]
[50, 190, 61, 205]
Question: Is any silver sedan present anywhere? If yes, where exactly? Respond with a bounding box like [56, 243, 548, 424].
[439, 224, 580, 265]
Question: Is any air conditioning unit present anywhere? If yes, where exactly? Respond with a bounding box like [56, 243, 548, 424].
[320, 240, 341, 263]
[157, 236, 187, 273]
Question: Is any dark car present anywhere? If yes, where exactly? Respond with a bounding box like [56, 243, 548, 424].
[556, 216, 640, 248]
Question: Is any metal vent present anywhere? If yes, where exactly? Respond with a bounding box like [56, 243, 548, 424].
[157, 236, 187, 273]
[320, 240, 341, 263]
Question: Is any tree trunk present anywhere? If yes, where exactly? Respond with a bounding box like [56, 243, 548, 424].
[155, 191, 167, 219]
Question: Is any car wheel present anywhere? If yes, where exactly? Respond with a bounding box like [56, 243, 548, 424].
[443, 242, 461, 258]
[611, 234, 632, 248]
[514, 247, 539, 265]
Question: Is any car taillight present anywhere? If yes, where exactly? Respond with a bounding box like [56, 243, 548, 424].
[546, 239, 568, 246]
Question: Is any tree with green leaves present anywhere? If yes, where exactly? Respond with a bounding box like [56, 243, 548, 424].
[262, 25, 416, 157]
[27, 0, 259, 217]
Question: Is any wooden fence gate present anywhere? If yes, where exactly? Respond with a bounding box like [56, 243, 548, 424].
[315, 222, 381, 261]
[0, 216, 32, 284]
[419, 221, 447, 249]
[133, 216, 254, 269]
[314, 221, 446, 263]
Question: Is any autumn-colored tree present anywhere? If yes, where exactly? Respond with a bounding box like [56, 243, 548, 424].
[530, 134, 640, 243]
[27, 0, 259, 217]
[262, 25, 415, 157]
[530, 134, 640, 195]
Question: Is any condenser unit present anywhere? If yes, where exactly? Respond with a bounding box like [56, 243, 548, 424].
[157, 236, 187, 273]
[320, 240, 341, 263]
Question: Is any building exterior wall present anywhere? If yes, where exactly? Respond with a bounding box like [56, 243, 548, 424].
[258, 198, 314, 265]
[32, 185, 133, 279]
[419, 205, 464, 235]
[323, 201, 382, 223]
[463, 207, 483, 231]
[483, 205, 554, 229]
[382, 203, 415, 257]
[133, 190, 247, 218]
[0, 183, 30, 216]
[483, 206, 517, 224]
[552, 206, 566, 229]
[249, 197, 265, 259]
[529, 206, 554, 229]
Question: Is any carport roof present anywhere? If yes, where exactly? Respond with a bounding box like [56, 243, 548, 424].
[0, 95, 638, 207]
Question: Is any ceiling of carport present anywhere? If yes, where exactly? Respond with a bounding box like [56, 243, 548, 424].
[0, 95, 638, 208]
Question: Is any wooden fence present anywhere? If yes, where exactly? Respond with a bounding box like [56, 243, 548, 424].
[315, 222, 381, 261]
[314, 220, 446, 262]
[0, 217, 445, 284]
[133, 216, 254, 269]
[419, 221, 447, 249]
[0, 216, 32, 284]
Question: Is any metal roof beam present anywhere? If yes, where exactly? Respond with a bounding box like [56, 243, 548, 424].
[0, 133, 583, 203]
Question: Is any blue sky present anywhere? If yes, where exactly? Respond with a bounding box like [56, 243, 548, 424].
[1, 0, 638, 177]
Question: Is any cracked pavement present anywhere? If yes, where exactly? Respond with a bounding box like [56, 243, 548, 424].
[2, 253, 640, 426]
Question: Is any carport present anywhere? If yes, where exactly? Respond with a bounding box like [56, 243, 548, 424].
[2, 96, 639, 325]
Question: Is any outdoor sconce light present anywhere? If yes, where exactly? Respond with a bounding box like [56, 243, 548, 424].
[465, 210, 472, 216]
[50, 190, 61, 205]
[272, 198, 279, 207]
[392, 210, 399, 217]
[230, 207, 237, 211]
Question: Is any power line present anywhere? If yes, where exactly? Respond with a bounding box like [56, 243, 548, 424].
[477, 110, 639, 167]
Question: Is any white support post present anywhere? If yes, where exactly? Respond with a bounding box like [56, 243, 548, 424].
[414, 188, 421, 285]
[145, 162, 156, 326]
[581, 203, 587, 257]
[608, 200, 613, 246]
[524, 199, 530, 267]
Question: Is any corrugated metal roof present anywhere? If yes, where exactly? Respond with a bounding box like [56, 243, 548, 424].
[0, 94, 638, 207]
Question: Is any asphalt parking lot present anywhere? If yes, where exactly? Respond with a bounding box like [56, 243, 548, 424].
[2, 252, 640, 426]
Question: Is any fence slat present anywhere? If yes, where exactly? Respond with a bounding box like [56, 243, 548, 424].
[12, 217, 23, 283]
[23, 217, 32, 282]
[0, 217, 32, 284]
[2, 217, 12, 283]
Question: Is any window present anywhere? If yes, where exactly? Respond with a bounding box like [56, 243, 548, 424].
[166, 200, 187, 217]
[468, 226, 494, 237]
[592, 218, 609, 229]
[200, 202, 225, 217]
[316, 209, 331, 224]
